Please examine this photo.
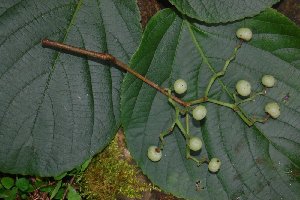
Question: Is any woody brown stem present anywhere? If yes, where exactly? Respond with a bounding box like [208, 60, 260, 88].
[62, 176, 75, 200]
[41, 39, 261, 127]
[42, 39, 189, 107]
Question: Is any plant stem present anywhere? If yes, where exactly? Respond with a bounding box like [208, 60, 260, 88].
[159, 121, 176, 149]
[62, 176, 75, 200]
[188, 96, 208, 106]
[250, 115, 270, 124]
[186, 114, 190, 135]
[204, 42, 242, 97]
[207, 98, 254, 126]
[175, 111, 189, 139]
[42, 39, 260, 127]
[235, 90, 266, 105]
[235, 109, 253, 126]
[207, 98, 235, 109]
[41, 39, 189, 107]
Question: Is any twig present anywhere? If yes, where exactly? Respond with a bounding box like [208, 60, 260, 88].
[41, 39, 189, 107]
[62, 176, 75, 200]
[41, 39, 263, 127]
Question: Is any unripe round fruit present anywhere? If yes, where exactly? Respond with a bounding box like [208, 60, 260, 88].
[208, 158, 221, 173]
[236, 80, 251, 97]
[147, 146, 162, 162]
[236, 28, 253, 41]
[262, 75, 276, 88]
[192, 105, 207, 121]
[174, 79, 187, 94]
[189, 136, 203, 151]
[265, 102, 280, 118]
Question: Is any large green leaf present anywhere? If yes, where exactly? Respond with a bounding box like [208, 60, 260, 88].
[168, 0, 280, 23]
[0, 0, 141, 176]
[122, 8, 300, 199]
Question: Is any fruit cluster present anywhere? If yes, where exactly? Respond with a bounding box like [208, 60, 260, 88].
[147, 28, 281, 174]
[236, 75, 279, 118]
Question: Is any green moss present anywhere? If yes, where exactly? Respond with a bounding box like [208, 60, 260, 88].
[81, 136, 152, 200]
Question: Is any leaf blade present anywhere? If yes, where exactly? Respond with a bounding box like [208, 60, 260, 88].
[0, 0, 141, 176]
[121, 8, 300, 200]
[168, 0, 280, 23]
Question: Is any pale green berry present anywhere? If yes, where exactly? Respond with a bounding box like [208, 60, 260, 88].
[265, 102, 280, 118]
[208, 158, 221, 173]
[174, 79, 187, 94]
[192, 105, 207, 121]
[189, 136, 203, 151]
[236, 28, 253, 41]
[262, 75, 276, 88]
[147, 146, 162, 162]
[236, 80, 251, 97]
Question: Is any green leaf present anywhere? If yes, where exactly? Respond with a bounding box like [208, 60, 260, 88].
[27, 184, 35, 193]
[0, 0, 141, 176]
[54, 188, 65, 199]
[33, 179, 44, 188]
[168, 0, 279, 23]
[67, 185, 81, 200]
[21, 194, 28, 199]
[0, 177, 14, 190]
[15, 178, 30, 192]
[121, 8, 300, 200]
[40, 185, 55, 193]
[50, 180, 62, 199]
[80, 158, 91, 172]
[54, 172, 67, 181]
[0, 0, 19, 15]
[4, 187, 18, 200]
[0, 189, 9, 198]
